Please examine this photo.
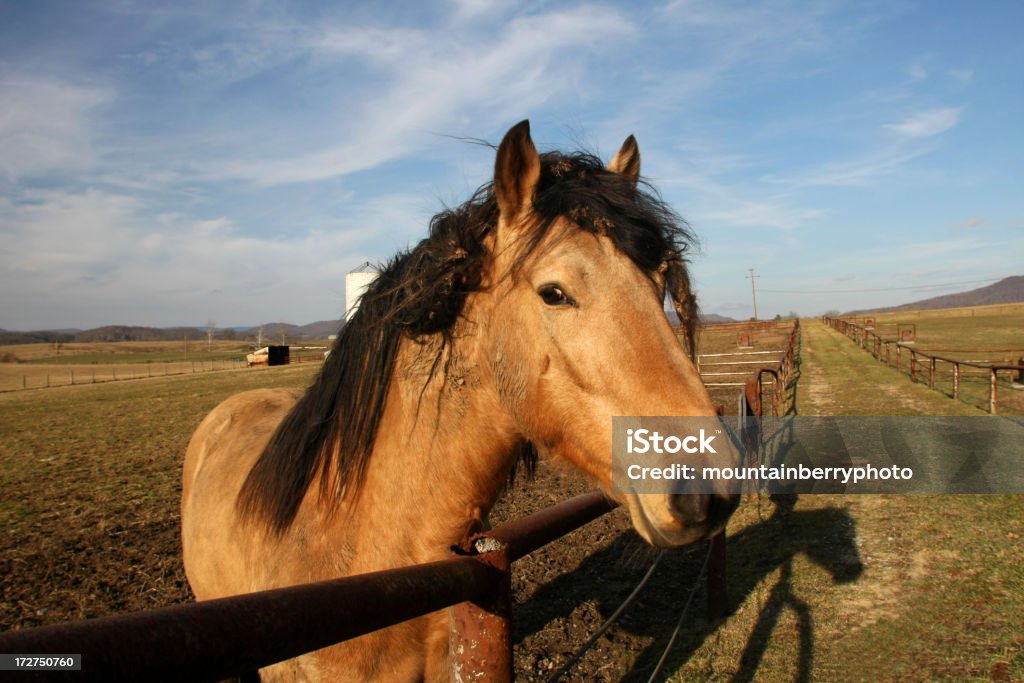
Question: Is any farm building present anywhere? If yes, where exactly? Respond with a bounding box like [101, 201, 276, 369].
[345, 262, 379, 321]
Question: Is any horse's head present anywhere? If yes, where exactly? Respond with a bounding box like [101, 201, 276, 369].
[478, 120, 739, 548]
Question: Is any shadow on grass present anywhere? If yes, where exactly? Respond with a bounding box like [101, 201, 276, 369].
[514, 500, 863, 682]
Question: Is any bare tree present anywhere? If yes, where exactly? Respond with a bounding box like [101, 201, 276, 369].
[255, 325, 264, 349]
[207, 320, 216, 351]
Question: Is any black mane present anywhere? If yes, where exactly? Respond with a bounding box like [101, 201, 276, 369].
[237, 150, 698, 535]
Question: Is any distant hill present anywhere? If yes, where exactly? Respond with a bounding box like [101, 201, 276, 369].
[852, 276, 1024, 314]
[249, 320, 343, 341]
[299, 319, 345, 339]
[74, 325, 210, 343]
[0, 320, 347, 345]
[664, 309, 736, 325]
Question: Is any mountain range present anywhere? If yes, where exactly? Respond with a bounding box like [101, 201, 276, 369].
[848, 275, 1024, 314]
[0, 320, 345, 345]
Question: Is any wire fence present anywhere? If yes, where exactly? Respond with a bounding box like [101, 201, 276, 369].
[0, 352, 326, 393]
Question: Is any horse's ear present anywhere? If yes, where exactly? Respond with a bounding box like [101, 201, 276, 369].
[494, 120, 541, 221]
[607, 134, 640, 185]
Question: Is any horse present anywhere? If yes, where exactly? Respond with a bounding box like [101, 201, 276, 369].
[181, 120, 740, 682]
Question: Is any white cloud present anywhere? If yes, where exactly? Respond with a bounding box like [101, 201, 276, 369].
[700, 201, 824, 231]
[949, 68, 974, 84]
[0, 188, 428, 329]
[780, 143, 935, 187]
[0, 75, 110, 181]
[906, 63, 928, 80]
[884, 107, 963, 138]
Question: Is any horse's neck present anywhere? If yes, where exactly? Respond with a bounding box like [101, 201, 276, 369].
[340, 334, 520, 569]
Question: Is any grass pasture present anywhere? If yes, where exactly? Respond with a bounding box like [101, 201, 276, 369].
[0, 340, 330, 392]
[0, 363, 319, 629]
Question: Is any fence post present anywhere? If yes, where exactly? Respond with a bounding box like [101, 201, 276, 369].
[450, 539, 512, 683]
[952, 363, 959, 399]
[990, 369, 998, 415]
[706, 533, 728, 621]
[929, 358, 936, 389]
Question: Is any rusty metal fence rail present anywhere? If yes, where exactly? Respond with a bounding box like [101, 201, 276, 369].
[0, 492, 615, 682]
[0, 492, 740, 682]
[822, 316, 1024, 414]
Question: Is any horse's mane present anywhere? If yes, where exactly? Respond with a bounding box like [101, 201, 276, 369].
[237, 149, 698, 535]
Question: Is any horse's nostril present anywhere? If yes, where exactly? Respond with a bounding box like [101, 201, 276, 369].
[670, 493, 710, 524]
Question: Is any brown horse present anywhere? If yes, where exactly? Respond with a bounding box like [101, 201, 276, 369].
[181, 120, 739, 681]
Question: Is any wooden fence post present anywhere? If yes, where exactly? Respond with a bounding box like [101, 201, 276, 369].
[990, 369, 998, 415]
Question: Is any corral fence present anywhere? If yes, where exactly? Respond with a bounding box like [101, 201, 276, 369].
[822, 316, 1024, 414]
[698, 319, 800, 418]
[0, 325, 800, 681]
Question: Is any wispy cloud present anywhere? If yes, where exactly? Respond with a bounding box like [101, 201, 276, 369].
[699, 201, 824, 231]
[209, 5, 634, 186]
[949, 68, 974, 84]
[905, 61, 928, 80]
[761, 142, 936, 188]
[884, 107, 963, 137]
[0, 75, 111, 181]
[0, 187, 427, 328]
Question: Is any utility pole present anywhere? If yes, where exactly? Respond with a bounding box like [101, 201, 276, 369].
[747, 269, 760, 320]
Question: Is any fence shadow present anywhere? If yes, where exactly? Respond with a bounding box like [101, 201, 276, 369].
[513, 500, 863, 681]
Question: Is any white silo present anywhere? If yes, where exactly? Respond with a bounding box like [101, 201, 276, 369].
[345, 262, 379, 321]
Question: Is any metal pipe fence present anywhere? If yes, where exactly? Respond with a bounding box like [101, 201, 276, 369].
[821, 316, 1023, 414]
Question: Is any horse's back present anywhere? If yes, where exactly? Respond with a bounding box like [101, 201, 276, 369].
[181, 387, 302, 599]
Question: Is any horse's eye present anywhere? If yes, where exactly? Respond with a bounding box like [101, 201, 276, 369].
[538, 284, 574, 307]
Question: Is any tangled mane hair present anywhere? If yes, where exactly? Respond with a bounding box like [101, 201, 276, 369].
[238, 148, 699, 535]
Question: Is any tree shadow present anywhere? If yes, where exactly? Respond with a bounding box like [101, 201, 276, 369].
[513, 499, 863, 681]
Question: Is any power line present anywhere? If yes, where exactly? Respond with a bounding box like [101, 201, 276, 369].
[758, 277, 1006, 294]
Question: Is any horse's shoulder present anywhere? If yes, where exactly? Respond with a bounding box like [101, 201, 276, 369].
[214, 387, 305, 416]
[191, 387, 303, 445]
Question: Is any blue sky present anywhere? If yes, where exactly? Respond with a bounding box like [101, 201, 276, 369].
[2, 0, 1022, 330]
